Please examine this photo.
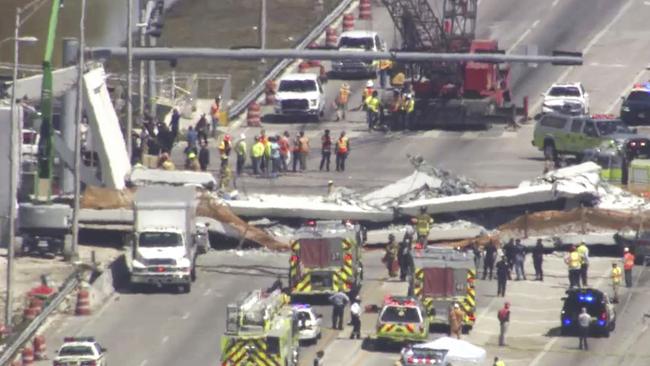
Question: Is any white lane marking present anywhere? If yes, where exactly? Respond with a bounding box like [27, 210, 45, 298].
[588, 62, 626, 68]
[139, 360, 149, 366]
[551, 0, 560, 8]
[605, 68, 647, 114]
[473, 329, 546, 337]
[161, 336, 169, 344]
[507, 20, 540, 53]
[644, 1, 650, 5]
[182, 312, 191, 320]
[531, 0, 635, 113]
[203, 288, 212, 296]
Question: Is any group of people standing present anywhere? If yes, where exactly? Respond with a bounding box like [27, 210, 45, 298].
[359, 80, 416, 132]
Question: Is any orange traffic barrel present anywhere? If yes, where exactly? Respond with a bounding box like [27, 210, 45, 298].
[75, 289, 91, 316]
[325, 26, 338, 48]
[33, 335, 47, 360]
[342, 13, 355, 31]
[21, 346, 34, 366]
[247, 102, 262, 127]
[359, 0, 371, 20]
[298, 61, 311, 73]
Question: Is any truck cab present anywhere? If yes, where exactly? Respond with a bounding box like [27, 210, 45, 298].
[375, 295, 429, 344]
[274, 73, 326, 121]
[332, 30, 385, 79]
[126, 186, 201, 293]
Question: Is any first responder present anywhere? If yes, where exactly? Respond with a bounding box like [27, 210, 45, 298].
[623, 247, 635, 288]
[328, 291, 350, 330]
[497, 302, 510, 346]
[565, 246, 582, 288]
[449, 303, 464, 339]
[251, 136, 265, 175]
[186, 151, 200, 171]
[361, 80, 374, 107]
[610, 262, 622, 303]
[401, 93, 415, 130]
[496, 256, 509, 297]
[335, 83, 351, 121]
[218, 134, 232, 169]
[493, 357, 506, 366]
[384, 233, 399, 277]
[365, 90, 381, 131]
[210, 95, 221, 134]
[235, 133, 247, 176]
[319, 129, 332, 172]
[158, 152, 175, 170]
[398, 236, 413, 282]
[415, 207, 433, 245]
[578, 307, 592, 350]
[336, 131, 349, 172]
[378, 59, 392, 88]
[576, 241, 589, 286]
[350, 296, 362, 339]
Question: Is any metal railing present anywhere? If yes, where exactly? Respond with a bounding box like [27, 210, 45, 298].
[0, 270, 80, 365]
[228, 0, 355, 120]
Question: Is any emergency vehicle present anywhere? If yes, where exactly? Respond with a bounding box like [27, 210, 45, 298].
[410, 247, 476, 333]
[292, 303, 322, 344]
[582, 134, 650, 188]
[289, 220, 363, 296]
[374, 295, 430, 345]
[220, 289, 300, 366]
[53, 337, 108, 366]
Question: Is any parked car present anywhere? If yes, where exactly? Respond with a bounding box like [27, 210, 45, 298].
[331, 30, 385, 79]
[560, 288, 616, 337]
[274, 73, 326, 122]
[541, 82, 589, 115]
[292, 304, 322, 344]
[620, 83, 650, 125]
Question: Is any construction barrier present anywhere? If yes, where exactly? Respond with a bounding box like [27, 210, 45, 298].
[325, 26, 338, 48]
[75, 288, 91, 316]
[21, 346, 34, 366]
[264, 80, 276, 105]
[246, 102, 262, 127]
[359, 0, 371, 20]
[298, 61, 311, 73]
[342, 13, 355, 31]
[33, 335, 47, 360]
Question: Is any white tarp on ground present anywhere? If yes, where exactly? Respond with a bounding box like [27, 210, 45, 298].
[416, 337, 486, 364]
[83, 67, 130, 189]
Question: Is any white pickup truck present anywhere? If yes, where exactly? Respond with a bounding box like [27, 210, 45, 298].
[274, 73, 326, 122]
[332, 30, 385, 79]
[126, 186, 208, 293]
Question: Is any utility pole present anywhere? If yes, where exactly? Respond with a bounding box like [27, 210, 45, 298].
[5, 6, 21, 329]
[71, 0, 86, 260]
[126, 0, 134, 160]
[259, 0, 266, 64]
[138, 5, 145, 120]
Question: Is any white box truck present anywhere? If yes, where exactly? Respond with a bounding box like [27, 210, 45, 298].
[126, 186, 205, 293]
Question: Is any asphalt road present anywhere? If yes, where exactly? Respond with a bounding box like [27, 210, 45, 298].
[35, 1, 650, 365]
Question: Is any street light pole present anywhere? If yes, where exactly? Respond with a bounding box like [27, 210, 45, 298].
[5, 6, 21, 329]
[126, 0, 133, 160]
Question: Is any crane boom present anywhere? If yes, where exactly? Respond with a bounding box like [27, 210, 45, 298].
[35, 0, 63, 202]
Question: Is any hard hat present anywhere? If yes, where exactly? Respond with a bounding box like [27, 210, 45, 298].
[342, 82, 350, 90]
[454, 303, 460, 308]
[240, 133, 246, 140]
[188, 152, 197, 159]
[366, 80, 374, 88]
[624, 247, 629, 252]
[224, 134, 231, 141]
[405, 93, 412, 99]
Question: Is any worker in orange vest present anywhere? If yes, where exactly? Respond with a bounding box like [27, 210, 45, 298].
[623, 247, 635, 288]
[336, 131, 350, 172]
[335, 83, 351, 121]
[210, 95, 221, 135]
[378, 59, 393, 88]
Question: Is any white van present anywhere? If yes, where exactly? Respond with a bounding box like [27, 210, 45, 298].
[332, 30, 385, 78]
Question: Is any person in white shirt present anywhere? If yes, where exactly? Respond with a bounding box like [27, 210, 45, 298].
[350, 296, 362, 339]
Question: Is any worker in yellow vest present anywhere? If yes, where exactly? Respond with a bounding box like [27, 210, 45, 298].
[365, 90, 381, 131]
[564, 246, 583, 288]
[576, 241, 589, 286]
[378, 59, 393, 88]
[401, 93, 415, 130]
[360, 80, 374, 108]
[493, 357, 506, 366]
[415, 207, 433, 246]
[251, 136, 265, 175]
[610, 262, 622, 303]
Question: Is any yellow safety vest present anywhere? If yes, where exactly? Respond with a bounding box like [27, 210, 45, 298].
[365, 96, 380, 113]
[379, 59, 392, 70]
[611, 267, 622, 284]
[251, 142, 265, 158]
[337, 137, 349, 154]
[402, 98, 415, 113]
[495, 361, 506, 366]
[416, 214, 433, 236]
[568, 251, 582, 270]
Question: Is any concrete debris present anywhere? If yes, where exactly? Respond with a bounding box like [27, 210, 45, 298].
[365, 220, 487, 245]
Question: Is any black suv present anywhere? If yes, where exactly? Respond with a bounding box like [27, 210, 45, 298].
[560, 288, 616, 337]
[620, 86, 650, 126]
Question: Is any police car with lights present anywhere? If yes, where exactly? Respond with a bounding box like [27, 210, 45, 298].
[53, 337, 107, 366]
[560, 288, 616, 337]
[620, 82, 650, 126]
[292, 304, 322, 344]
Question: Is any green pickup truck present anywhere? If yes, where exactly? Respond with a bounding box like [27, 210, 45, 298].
[532, 112, 640, 162]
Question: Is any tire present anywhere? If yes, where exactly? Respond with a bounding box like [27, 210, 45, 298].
[180, 283, 191, 294]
